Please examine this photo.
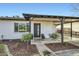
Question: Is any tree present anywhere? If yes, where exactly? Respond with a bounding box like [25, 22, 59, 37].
[21, 33, 33, 54]
[71, 4, 79, 16]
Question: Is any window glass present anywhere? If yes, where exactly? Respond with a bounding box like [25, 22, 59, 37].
[14, 23, 29, 32]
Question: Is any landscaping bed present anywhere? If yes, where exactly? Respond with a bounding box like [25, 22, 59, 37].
[0, 44, 7, 56]
[2, 40, 39, 56]
[45, 42, 79, 52]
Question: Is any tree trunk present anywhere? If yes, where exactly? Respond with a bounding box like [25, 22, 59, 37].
[26, 40, 31, 55]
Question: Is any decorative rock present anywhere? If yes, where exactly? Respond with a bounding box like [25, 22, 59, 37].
[4, 45, 12, 56]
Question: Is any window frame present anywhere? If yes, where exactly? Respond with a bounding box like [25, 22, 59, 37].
[14, 23, 29, 32]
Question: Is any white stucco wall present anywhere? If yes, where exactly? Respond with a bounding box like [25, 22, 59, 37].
[0, 20, 29, 40]
[31, 21, 57, 38]
[0, 20, 57, 40]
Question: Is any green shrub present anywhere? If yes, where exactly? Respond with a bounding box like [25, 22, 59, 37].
[49, 33, 59, 39]
[0, 44, 4, 50]
[21, 33, 33, 43]
[63, 42, 68, 46]
[43, 50, 51, 56]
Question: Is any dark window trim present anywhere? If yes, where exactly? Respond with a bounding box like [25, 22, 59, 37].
[14, 23, 29, 32]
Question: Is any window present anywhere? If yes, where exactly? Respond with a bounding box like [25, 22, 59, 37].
[14, 23, 29, 32]
[14, 23, 18, 32]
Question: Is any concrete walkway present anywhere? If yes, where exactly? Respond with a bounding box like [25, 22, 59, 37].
[33, 36, 79, 56]
[68, 37, 79, 46]
[36, 43, 56, 56]
[55, 49, 79, 56]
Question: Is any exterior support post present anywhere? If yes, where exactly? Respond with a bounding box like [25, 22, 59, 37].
[70, 22, 72, 39]
[29, 17, 33, 33]
[29, 20, 31, 33]
[59, 17, 65, 44]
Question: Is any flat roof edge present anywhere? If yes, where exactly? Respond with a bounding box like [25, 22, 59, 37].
[23, 13, 79, 19]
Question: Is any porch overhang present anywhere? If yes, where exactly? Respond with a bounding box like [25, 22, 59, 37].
[23, 13, 79, 25]
[23, 13, 79, 44]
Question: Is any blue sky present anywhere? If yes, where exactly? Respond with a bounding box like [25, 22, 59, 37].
[0, 3, 78, 17]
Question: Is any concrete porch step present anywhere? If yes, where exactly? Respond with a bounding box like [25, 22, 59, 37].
[33, 37, 42, 40]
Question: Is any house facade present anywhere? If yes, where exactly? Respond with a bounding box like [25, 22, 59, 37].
[0, 17, 29, 40]
[0, 16, 57, 40]
[0, 14, 79, 40]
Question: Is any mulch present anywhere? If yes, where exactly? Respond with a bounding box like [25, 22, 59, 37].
[0, 40, 39, 56]
[45, 42, 79, 52]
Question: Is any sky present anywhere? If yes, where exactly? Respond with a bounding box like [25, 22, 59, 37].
[0, 3, 78, 17]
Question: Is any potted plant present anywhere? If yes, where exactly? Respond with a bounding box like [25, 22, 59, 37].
[49, 33, 59, 39]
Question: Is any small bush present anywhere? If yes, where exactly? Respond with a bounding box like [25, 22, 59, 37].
[63, 42, 68, 46]
[49, 33, 59, 39]
[0, 44, 4, 50]
[21, 33, 33, 43]
[43, 50, 51, 56]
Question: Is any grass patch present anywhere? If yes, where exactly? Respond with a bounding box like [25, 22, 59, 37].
[0, 44, 7, 56]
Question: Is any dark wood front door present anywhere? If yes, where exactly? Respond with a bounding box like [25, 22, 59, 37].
[34, 23, 41, 37]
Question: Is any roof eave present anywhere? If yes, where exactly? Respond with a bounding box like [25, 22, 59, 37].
[23, 13, 79, 19]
